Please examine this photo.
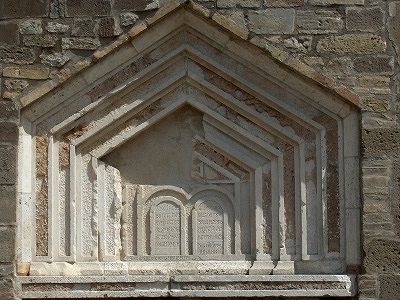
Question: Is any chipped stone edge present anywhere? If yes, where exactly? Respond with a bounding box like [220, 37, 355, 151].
[16, 0, 360, 109]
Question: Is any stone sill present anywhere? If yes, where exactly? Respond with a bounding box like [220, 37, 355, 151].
[16, 274, 356, 298]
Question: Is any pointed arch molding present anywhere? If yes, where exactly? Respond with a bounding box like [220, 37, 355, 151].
[16, 4, 360, 298]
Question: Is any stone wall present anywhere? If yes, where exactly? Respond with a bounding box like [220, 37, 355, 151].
[0, 0, 399, 299]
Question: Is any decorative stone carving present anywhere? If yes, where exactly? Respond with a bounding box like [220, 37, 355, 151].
[15, 4, 360, 298]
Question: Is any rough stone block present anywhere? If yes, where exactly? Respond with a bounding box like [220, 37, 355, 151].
[317, 34, 386, 54]
[40, 52, 70, 67]
[389, 2, 400, 61]
[379, 275, 400, 300]
[71, 18, 96, 37]
[120, 12, 139, 27]
[65, 0, 111, 16]
[0, 145, 16, 185]
[364, 239, 400, 274]
[0, 101, 19, 122]
[3, 66, 50, 80]
[362, 128, 400, 157]
[346, 7, 384, 32]
[217, 0, 261, 8]
[46, 22, 70, 33]
[0, 227, 15, 262]
[19, 19, 42, 35]
[98, 17, 117, 37]
[308, 0, 364, 5]
[354, 56, 394, 74]
[114, 0, 159, 11]
[0, 277, 14, 300]
[0, 45, 35, 64]
[265, 0, 304, 7]
[0, 264, 14, 277]
[0, 22, 19, 45]
[283, 36, 312, 53]
[23, 34, 58, 47]
[248, 9, 295, 34]
[296, 10, 343, 34]
[0, 122, 18, 143]
[0, 186, 16, 224]
[212, 10, 248, 40]
[0, 0, 49, 18]
[62, 37, 101, 50]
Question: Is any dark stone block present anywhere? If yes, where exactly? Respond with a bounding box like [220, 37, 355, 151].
[0, 185, 16, 224]
[98, 17, 115, 37]
[354, 56, 394, 74]
[0, 145, 16, 185]
[0, 101, 19, 122]
[0, 122, 18, 143]
[71, 18, 96, 37]
[0, 45, 35, 64]
[379, 275, 400, 300]
[65, 0, 111, 16]
[346, 7, 384, 32]
[0, 22, 19, 45]
[0, 227, 15, 262]
[362, 128, 400, 157]
[114, 0, 158, 11]
[0, 0, 49, 18]
[364, 239, 400, 274]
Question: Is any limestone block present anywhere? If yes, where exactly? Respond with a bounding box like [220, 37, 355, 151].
[40, 52, 70, 67]
[0, 101, 19, 122]
[0, 145, 16, 185]
[114, 0, 159, 11]
[217, 0, 261, 8]
[364, 239, 400, 273]
[65, 0, 111, 17]
[19, 19, 42, 34]
[212, 10, 248, 40]
[0, 185, 16, 224]
[0, 45, 35, 64]
[46, 22, 70, 33]
[23, 34, 58, 47]
[0, 0, 49, 18]
[62, 37, 101, 50]
[0, 227, 15, 262]
[4, 79, 29, 93]
[362, 128, 400, 157]
[248, 9, 295, 34]
[317, 34, 386, 54]
[346, 7, 384, 32]
[3, 66, 50, 80]
[0, 22, 19, 45]
[309, 0, 364, 5]
[296, 10, 343, 34]
[353, 56, 394, 74]
[120, 12, 139, 27]
[378, 275, 400, 300]
[71, 18, 95, 37]
[266, 0, 304, 7]
[0, 277, 14, 300]
[0, 122, 18, 143]
[389, 2, 400, 60]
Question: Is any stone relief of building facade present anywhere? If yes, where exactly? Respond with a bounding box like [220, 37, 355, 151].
[12, 4, 360, 298]
[0, 0, 399, 299]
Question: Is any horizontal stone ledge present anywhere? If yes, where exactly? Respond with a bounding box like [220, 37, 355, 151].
[16, 274, 356, 298]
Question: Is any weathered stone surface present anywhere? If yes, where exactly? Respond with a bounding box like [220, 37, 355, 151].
[346, 7, 384, 32]
[0, 22, 19, 44]
[120, 12, 139, 27]
[98, 17, 118, 37]
[217, 0, 261, 8]
[283, 36, 312, 53]
[364, 239, 400, 274]
[0, 0, 49, 18]
[49, 0, 66, 18]
[114, 0, 159, 11]
[4, 79, 29, 99]
[0, 122, 17, 143]
[0, 145, 17, 184]
[0, 186, 16, 224]
[296, 10, 343, 34]
[389, 2, 400, 59]
[266, 0, 304, 7]
[3, 65, 50, 80]
[379, 275, 400, 300]
[23, 34, 58, 47]
[19, 19, 42, 34]
[40, 52, 70, 67]
[46, 22, 70, 33]
[65, 0, 111, 16]
[248, 9, 295, 34]
[62, 37, 101, 50]
[325, 57, 354, 77]
[212, 10, 248, 39]
[0, 277, 14, 300]
[317, 34, 386, 54]
[0, 101, 19, 121]
[0, 227, 15, 262]
[0, 45, 35, 64]
[354, 56, 394, 74]
[363, 129, 400, 157]
[308, 0, 364, 5]
[71, 18, 95, 37]
[0, 263, 14, 276]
